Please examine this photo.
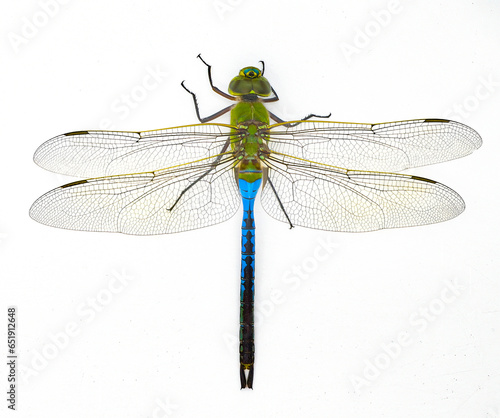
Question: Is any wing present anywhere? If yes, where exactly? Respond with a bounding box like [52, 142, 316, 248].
[261, 153, 465, 232]
[268, 119, 482, 172]
[30, 156, 240, 235]
[34, 123, 237, 177]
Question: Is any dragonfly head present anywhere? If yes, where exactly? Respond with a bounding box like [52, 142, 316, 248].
[228, 66, 271, 97]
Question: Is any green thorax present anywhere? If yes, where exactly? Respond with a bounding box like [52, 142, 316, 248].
[230, 101, 270, 184]
[227, 66, 272, 184]
[230, 101, 269, 126]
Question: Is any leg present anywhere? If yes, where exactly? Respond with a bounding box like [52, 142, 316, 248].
[181, 81, 234, 123]
[168, 138, 231, 211]
[269, 110, 332, 128]
[266, 176, 294, 229]
[258, 60, 265, 76]
[261, 86, 280, 103]
[197, 54, 236, 100]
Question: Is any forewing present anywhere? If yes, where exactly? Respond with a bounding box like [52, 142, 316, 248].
[268, 119, 481, 172]
[30, 157, 240, 235]
[34, 123, 236, 177]
[261, 154, 465, 232]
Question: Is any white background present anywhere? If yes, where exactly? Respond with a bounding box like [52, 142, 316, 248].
[2, 0, 499, 417]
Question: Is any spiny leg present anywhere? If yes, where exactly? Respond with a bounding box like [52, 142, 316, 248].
[181, 81, 234, 123]
[263, 82, 330, 126]
[258, 60, 265, 75]
[266, 176, 294, 229]
[265, 80, 330, 127]
[197, 54, 236, 100]
[168, 139, 232, 211]
[269, 110, 332, 127]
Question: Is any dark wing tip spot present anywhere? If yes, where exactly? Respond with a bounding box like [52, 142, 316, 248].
[64, 131, 89, 136]
[411, 175, 437, 184]
[423, 119, 450, 123]
[61, 179, 88, 188]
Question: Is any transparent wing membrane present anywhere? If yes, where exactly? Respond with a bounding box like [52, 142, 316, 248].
[34, 123, 236, 177]
[261, 153, 465, 232]
[30, 156, 240, 235]
[31, 117, 480, 234]
[268, 119, 482, 172]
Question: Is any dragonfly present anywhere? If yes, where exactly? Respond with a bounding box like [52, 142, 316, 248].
[30, 55, 482, 389]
